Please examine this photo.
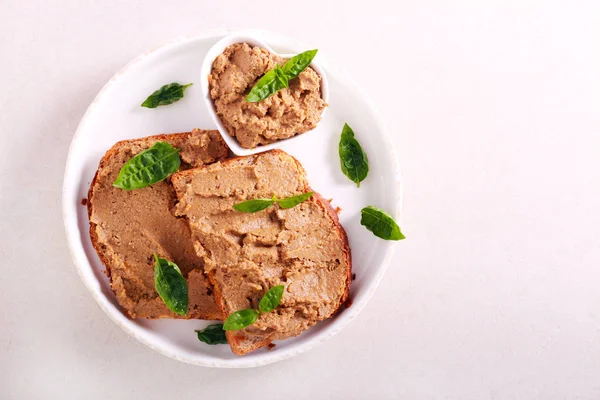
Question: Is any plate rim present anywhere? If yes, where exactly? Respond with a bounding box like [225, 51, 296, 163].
[62, 29, 403, 368]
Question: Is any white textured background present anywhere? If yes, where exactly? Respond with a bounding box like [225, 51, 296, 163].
[1, 1, 599, 399]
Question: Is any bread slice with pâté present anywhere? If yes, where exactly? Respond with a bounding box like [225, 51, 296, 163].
[87, 129, 229, 319]
[171, 149, 352, 354]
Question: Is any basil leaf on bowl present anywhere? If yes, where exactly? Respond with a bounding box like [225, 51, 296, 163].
[195, 324, 228, 345]
[232, 197, 276, 213]
[245, 49, 318, 102]
[360, 206, 405, 241]
[154, 254, 188, 316]
[141, 82, 193, 108]
[223, 309, 259, 331]
[281, 49, 318, 79]
[258, 285, 285, 313]
[113, 141, 181, 190]
[277, 192, 313, 209]
[339, 123, 369, 187]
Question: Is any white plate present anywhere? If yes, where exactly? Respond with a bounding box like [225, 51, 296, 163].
[62, 29, 402, 368]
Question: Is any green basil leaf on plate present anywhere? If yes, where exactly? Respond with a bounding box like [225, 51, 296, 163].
[360, 206, 405, 241]
[223, 309, 259, 331]
[195, 324, 228, 345]
[277, 192, 314, 209]
[281, 49, 318, 80]
[258, 285, 285, 313]
[154, 254, 188, 316]
[339, 123, 369, 187]
[245, 67, 289, 103]
[113, 141, 181, 190]
[141, 82, 193, 108]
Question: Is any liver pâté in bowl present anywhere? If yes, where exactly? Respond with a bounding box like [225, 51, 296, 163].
[200, 34, 329, 156]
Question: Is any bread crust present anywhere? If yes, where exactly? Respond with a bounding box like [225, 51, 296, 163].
[310, 191, 352, 307]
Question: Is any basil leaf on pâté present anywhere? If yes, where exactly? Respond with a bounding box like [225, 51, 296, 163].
[113, 142, 181, 190]
[360, 206, 405, 241]
[339, 123, 369, 187]
[281, 49, 318, 79]
[154, 254, 188, 316]
[233, 192, 313, 212]
[232, 196, 276, 213]
[245, 67, 288, 103]
[245, 49, 318, 102]
[277, 192, 313, 209]
[195, 324, 228, 345]
[223, 309, 259, 331]
[223, 284, 287, 331]
[141, 82, 193, 108]
[258, 285, 285, 313]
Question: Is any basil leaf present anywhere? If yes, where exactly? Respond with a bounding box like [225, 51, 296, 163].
[245, 68, 288, 103]
[233, 195, 276, 213]
[223, 309, 259, 331]
[141, 82, 193, 108]
[339, 123, 369, 187]
[281, 49, 318, 80]
[245, 49, 317, 102]
[233, 192, 315, 212]
[113, 142, 181, 190]
[154, 254, 188, 316]
[360, 206, 405, 241]
[276, 66, 290, 88]
[195, 324, 228, 345]
[258, 285, 285, 313]
[277, 192, 314, 209]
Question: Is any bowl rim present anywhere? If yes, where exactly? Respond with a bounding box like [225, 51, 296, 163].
[199, 30, 330, 156]
[62, 29, 402, 368]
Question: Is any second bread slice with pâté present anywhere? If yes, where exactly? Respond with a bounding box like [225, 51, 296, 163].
[172, 150, 351, 355]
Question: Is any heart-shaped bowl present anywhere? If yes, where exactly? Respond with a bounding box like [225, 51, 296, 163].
[200, 31, 329, 156]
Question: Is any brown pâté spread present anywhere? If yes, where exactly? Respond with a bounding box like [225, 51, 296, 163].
[87, 129, 228, 319]
[208, 43, 326, 149]
[172, 150, 351, 354]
